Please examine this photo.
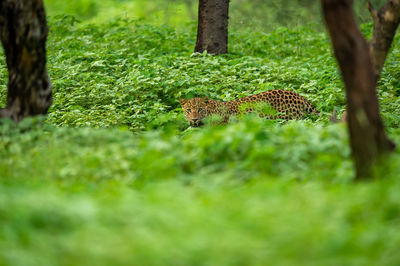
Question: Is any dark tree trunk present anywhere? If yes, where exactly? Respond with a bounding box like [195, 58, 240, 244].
[330, 0, 400, 123]
[368, 0, 400, 79]
[0, 0, 52, 123]
[322, 0, 395, 179]
[195, 0, 229, 55]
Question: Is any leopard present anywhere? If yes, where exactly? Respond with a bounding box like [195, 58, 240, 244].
[180, 89, 318, 127]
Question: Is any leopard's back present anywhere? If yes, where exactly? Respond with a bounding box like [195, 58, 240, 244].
[227, 89, 317, 119]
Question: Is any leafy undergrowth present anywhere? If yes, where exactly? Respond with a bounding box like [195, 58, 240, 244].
[0, 17, 351, 129]
[1, 17, 399, 130]
[1, 15, 400, 265]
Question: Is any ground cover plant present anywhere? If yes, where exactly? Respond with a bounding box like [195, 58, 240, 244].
[1, 1, 400, 265]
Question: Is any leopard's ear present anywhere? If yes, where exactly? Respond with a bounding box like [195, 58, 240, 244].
[180, 98, 187, 106]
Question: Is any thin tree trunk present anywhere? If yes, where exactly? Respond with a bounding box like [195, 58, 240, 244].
[368, 0, 400, 79]
[0, 0, 52, 123]
[322, 0, 395, 179]
[195, 0, 229, 55]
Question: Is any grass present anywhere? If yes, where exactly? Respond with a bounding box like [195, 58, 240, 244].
[1, 2, 400, 265]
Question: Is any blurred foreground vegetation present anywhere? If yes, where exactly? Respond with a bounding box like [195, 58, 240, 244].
[1, 117, 400, 265]
[1, 0, 400, 265]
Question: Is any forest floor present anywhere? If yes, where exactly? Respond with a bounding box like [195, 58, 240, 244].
[1, 11, 400, 266]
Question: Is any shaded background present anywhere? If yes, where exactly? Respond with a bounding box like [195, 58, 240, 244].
[44, 0, 386, 31]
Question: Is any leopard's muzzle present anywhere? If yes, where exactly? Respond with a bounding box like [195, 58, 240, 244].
[190, 119, 204, 127]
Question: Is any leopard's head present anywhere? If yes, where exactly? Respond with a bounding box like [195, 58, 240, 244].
[180, 97, 210, 127]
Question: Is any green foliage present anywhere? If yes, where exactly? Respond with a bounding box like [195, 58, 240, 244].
[2, 16, 340, 130]
[1, 5, 400, 264]
[23, 15, 394, 130]
[0, 119, 400, 265]
[238, 101, 278, 117]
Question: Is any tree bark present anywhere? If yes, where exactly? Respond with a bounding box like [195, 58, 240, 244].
[0, 0, 52, 123]
[195, 0, 229, 55]
[368, 0, 400, 79]
[322, 0, 395, 179]
[330, 0, 400, 123]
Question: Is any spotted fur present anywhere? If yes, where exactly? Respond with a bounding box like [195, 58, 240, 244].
[180, 90, 318, 127]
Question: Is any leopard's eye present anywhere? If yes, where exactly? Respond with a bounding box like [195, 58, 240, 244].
[187, 108, 191, 113]
[198, 108, 203, 112]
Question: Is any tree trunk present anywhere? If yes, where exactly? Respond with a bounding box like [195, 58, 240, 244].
[330, 0, 400, 123]
[321, 0, 395, 179]
[195, 0, 229, 55]
[0, 0, 52, 123]
[368, 0, 400, 79]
